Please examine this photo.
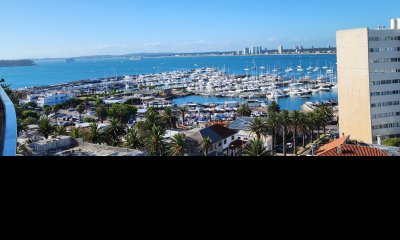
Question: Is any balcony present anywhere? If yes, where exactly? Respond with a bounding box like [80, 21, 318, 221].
[0, 86, 17, 156]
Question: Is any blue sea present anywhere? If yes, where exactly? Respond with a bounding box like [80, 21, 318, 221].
[0, 54, 338, 110]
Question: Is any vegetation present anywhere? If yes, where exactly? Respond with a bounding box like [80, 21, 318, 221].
[70, 128, 83, 139]
[124, 128, 144, 150]
[82, 116, 96, 123]
[95, 104, 108, 123]
[250, 117, 268, 140]
[199, 137, 213, 156]
[383, 138, 400, 147]
[83, 122, 104, 144]
[76, 104, 86, 122]
[178, 105, 188, 125]
[244, 139, 272, 157]
[237, 104, 252, 117]
[38, 117, 54, 139]
[55, 125, 67, 136]
[168, 133, 190, 156]
[107, 104, 137, 125]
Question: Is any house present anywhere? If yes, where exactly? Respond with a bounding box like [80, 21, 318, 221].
[316, 136, 390, 157]
[188, 124, 238, 156]
[228, 117, 273, 151]
[24, 92, 75, 107]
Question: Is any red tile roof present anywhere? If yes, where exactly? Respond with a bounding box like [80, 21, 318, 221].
[315, 136, 350, 156]
[318, 144, 389, 157]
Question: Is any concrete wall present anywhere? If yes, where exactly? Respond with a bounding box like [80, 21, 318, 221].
[337, 28, 373, 143]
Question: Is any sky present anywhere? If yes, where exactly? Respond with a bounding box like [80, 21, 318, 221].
[1, 0, 400, 59]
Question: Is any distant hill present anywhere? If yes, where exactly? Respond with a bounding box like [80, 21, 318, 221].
[0, 59, 36, 67]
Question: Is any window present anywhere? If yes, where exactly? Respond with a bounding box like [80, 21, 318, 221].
[231, 136, 235, 141]
[224, 139, 227, 145]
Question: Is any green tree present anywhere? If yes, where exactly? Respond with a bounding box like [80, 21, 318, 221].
[199, 137, 213, 156]
[237, 104, 252, 117]
[95, 104, 108, 123]
[83, 122, 104, 144]
[83, 116, 96, 123]
[17, 118, 27, 136]
[76, 104, 86, 122]
[22, 110, 39, 119]
[38, 117, 54, 139]
[298, 112, 309, 148]
[168, 133, 189, 156]
[290, 110, 302, 155]
[250, 117, 268, 140]
[268, 101, 281, 113]
[26, 102, 38, 109]
[383, 138, 400, 147]
[315, 104, 334, 135]
[70, 128, 83, 139]
[266, 111, 281, 154]
[280, 110, 292, 156]
[104, 119, 126, 145]
[108, 104, 137, 125]
[23, 117, 37, 125]
[44, 107, 52, 117]
[55, 125, 67, 136]
[306, 111, 318, 143]
[146, 125, 166, 156]
[244, 139, 272, 156]
[52, 105, 60, 113]
[162, 107, 177, 129]
[124, 128, 144, 150]
[178, 105, 189, 126]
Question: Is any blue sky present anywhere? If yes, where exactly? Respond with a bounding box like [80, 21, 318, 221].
[1, 0, 400, 59]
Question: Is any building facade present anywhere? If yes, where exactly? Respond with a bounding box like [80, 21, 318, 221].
[337, 18, 400, 144]
[36, 93, 75, 107]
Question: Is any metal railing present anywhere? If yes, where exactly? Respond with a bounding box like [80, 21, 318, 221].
[0, 86, 17, 156]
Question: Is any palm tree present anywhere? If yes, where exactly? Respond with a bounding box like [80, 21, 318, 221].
[169, 133, 189, 156]
[43, 107, 51, 117]
[237, 104, 252, 117]
[70, 128, 82, 139]
[178, 105, 188, 126]
[52, 105, 60, 113]
[84, 122, 104, 144]
[316, 104, 334, 135]
[124, 128, 144, 150]
[95, 104, 108, 123]
[266, 111, 281, 154]
[76, 104, 85, 123]
[298, 112, 309, 148]
[199, 137, 213, 156]
[280, 110, 292, 156]
[162, 107, 177, 129]
[146, 125, 166, 156]
[17, 118, 27, 136]
[250, 117, 268, 140]
[306, 111, 318, 143]
[55, 125, 67, 136]
[244, 139, 272, 156]
[290, 110, 302, 155]
[104, 119, 126, 145]
[38, 117, 54, 139]
[268, 101, 281, 113]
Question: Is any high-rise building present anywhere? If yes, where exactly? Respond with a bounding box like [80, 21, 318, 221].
[243, 48, 250, 55]
[278, 45, 284, 54]
[337, 18, 400, 144]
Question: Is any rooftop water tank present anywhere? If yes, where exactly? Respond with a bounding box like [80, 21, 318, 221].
[390, 18, 400, 29]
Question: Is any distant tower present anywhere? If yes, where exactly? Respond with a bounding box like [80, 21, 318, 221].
[278, 45, 284, 54]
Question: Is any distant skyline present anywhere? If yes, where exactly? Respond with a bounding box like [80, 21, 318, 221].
[1, 0, 400, 59]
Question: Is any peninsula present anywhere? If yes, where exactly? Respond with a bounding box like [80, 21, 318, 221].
[0, 60, 36, 67]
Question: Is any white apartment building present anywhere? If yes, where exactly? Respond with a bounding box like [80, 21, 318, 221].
[26, 92, 75, 107]
[337, 18, 400, 144]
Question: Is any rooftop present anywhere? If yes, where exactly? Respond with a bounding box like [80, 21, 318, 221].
[316, 136, 389, 157]
[199, 124, 237, 144]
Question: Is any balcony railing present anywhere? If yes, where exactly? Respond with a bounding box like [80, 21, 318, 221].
[0, 86, 17, 156]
